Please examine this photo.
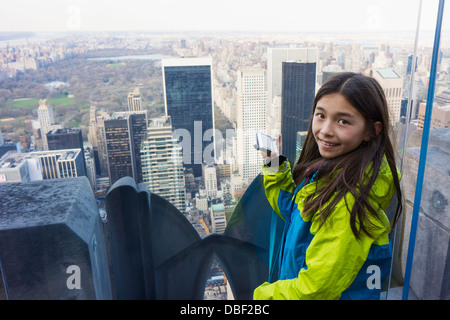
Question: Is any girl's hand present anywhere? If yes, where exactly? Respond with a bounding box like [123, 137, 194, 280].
[260, 134, 282, 160]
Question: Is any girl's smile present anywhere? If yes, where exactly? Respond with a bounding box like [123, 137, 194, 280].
[317, 138, 339, 148]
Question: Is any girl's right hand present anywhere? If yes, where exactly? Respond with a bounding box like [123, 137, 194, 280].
[260, 134, 282, 161]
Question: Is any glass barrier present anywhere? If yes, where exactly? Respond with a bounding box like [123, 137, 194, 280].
[228, 0, 449, 301]
[390, 0, 448, 300]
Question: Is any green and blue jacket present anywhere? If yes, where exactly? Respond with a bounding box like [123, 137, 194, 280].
[253, 156, 397, 300]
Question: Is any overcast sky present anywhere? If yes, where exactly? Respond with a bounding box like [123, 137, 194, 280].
[0, 0, 447, 33]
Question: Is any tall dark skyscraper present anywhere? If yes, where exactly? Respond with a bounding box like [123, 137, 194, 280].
[104, 112, 146, 185]
[47, 128, 83, 151]
[281, 61, 316, 164]
[162, 57, 215, 177]
[47, 127, 86, 175]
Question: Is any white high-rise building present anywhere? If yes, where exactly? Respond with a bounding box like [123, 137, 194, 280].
[37, 99, 56, 150]
[127, 87, 142, 112]
[267, 96, 282, 137]
[210, 203, 227, 234]
[372, 69, 404, 124]
[88, 105, 98, 148]
[141, 116, 186, 212]
[84, 148, 97, 190]
[351, 43, 362, 73]
[203, 164, 217, 198]
[236, 68, 267, 182]
[0, 149, 86, 183]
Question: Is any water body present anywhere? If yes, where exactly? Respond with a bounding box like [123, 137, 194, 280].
[0, 32, 68, 48]
[88, 54, 171, 61]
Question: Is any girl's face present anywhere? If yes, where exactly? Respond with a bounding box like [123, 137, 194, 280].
[312, 93, 372, 159]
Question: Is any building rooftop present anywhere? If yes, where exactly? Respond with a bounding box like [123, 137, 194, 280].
[47, 127, 81, 135]
[376, 68, 401, 79]
[0, 149, 81, 169]
[212, 203, 224, 212]
[149, 116, 171, 127]
[161, 56, 212, 67]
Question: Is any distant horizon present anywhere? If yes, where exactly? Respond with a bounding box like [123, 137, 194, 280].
[0, 28, 441, 50]
[0, 28, 440, 40]
[0, 29, 440, 35]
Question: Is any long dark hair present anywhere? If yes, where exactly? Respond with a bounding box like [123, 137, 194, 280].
[292, 72, 402, 239]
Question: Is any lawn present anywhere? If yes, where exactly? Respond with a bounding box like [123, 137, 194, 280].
[107, 61, 126, 68]
[12, 96, 75, 108]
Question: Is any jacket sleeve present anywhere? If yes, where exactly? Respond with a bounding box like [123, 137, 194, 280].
[261, 156, 295, 221]
[253, 194, 390, 300]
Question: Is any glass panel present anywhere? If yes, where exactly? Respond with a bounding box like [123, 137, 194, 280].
[392, 0, 448, 300]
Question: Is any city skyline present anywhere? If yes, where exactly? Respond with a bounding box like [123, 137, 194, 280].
[1, 0, 447, 33]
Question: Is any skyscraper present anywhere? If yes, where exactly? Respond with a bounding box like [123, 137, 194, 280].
[267, 47, 318, 134]
[203, 164, 218, 198]
[372, 68, 403, 124]
[37, 99, 54, 132]
[47, 127, 86, 176]
[141, 116, 186, 212]
[47, 128, 84, 151]
[88, 105, 98, 149]
[281, 61, 316, 164]
[162, 57, 215, 177]
[321, 63, 344, 85]
[37, 99, 59, 150]
[210, 203, 226, 234]
[128, 112, 147, 183]
[90, 109, 110, 178]
[84, 147, 97, 190]
[38, 149, 86, 179]
[88, 105, 103, 177]
[127, 88, 142, 112]
[0, 149, 86, 183]
[236, 68, 267, 181]
[104, 112, 146, 185]
[267, 48, 318, 103]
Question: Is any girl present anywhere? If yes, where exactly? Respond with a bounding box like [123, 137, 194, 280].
[254, 72, 402, 300]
